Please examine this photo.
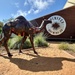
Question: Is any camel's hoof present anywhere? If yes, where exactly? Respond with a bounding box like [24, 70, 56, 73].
[8, 53, 13, 57]
[19, 50, 23, 53]
[34, 51, 38, 54]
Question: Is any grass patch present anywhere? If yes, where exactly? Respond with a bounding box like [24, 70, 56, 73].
[22, 38, 32, 49]
[8, 36, 32, 49]
[59, 42, 75, 52]
[34, 33, 48, 47]
[8, 33, 48, 49]
[8, 36, 22, 49]
[59, 42, 70, 50]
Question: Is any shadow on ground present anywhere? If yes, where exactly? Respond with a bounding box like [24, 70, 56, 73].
[0, 54, 75, 72]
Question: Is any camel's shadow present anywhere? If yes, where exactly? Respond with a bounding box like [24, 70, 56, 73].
[0, 54, 75, 72]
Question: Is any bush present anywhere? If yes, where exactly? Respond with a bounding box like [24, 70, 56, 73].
[0, 28, 2, 33]
[8, 36, 22, 49]
[34, 33, 48, 47]
[21, 38, 32, 49]
[8, 33, 48, 49]
[59, 42, 70, 50]
[0, 21, 3, 34]
[68, 44, 75, 52]
[59, 42, 75, 52]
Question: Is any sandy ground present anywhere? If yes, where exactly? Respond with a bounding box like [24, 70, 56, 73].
[0, 43, 75, 75]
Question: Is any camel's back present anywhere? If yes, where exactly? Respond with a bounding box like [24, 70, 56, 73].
[15, 16, 34, 32]
[15, 16, 26, 21]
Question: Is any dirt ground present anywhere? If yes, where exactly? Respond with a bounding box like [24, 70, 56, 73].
[0, 43, 75, 75]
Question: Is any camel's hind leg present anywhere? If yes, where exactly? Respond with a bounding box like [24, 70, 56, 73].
[1, 26, 12, 57]
[0, 34, 12, 57]
[29, 35, 38, 54]
[19, 36, 27, 53]
[3, 36, 13, 57]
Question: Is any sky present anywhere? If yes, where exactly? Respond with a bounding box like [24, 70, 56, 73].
[0, 0, 67, 21]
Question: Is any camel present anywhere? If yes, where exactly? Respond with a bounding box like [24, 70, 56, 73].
[0, 16, 52, 57]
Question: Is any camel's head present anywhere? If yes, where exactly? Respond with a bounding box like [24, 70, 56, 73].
[29, 19, 52, 34]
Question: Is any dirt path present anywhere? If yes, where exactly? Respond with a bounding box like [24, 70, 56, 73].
[0, 43, 75, 75]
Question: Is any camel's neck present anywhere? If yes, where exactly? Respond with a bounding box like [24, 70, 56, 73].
[38, 20, 46, 33]
[39, 20, 45, 29]
[38, 20, 51, 33]
[34, 20, 51, 34]
[33, 21, 45, 34]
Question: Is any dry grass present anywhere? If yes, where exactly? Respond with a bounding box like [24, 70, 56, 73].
[59, 42, 75, 52]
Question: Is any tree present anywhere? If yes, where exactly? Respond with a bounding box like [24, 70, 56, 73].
[0, 21, 3, 33]
[0, 21, 3, 27]
[3, 17, 14, 23]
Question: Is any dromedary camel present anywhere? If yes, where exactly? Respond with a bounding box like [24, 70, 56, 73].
[0, 16, 52, 57]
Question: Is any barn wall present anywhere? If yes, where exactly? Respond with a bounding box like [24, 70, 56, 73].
[30, 6, 75, 40]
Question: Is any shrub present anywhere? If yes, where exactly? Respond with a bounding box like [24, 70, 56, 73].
[68, 44, 75, 52]
[59, 42, 75, 52]
[8, 36, 22, 49]
[8, 33, 48, 49]
[59, 42, 70, 50]
[21, 38, 32, 49]
[34, 33, 48, 47]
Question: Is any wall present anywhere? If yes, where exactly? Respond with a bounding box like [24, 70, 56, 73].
[31, 6, 75, 40]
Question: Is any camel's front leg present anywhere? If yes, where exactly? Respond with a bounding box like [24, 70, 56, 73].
[19, 36, 27, 53]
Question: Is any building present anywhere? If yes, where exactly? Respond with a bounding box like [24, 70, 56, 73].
[30, 0, 75, 41]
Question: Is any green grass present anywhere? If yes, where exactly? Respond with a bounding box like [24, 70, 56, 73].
[8, 36, 22, 49]
[59, 42, 75, 52]
[8, 33, 48, 49]
[59, 42, 70, 50]
[22, 38, 32, 49]
[34, 33, 48, 47]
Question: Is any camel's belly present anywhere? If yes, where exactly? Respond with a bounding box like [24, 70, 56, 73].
[11, 28, 25, 36]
